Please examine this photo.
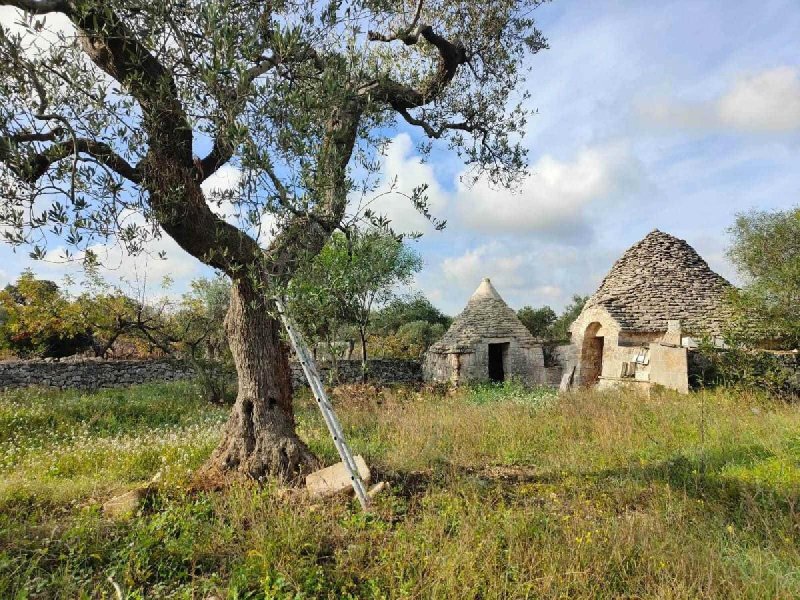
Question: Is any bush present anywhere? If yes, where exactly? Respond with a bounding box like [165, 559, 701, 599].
[691, 347, 800, 400]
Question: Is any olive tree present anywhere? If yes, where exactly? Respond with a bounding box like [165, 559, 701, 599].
[0, 0, 547, 480]
[727, 205, 800, 348]
[290, 228, 422, 381]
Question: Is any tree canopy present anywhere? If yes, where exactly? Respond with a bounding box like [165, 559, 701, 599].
[289, 227, 422, 375]
[726, 205, 800, 349]
[0, 0, 547, 274]
[0, 270, 88, 356]
[517, 304, 556, 339]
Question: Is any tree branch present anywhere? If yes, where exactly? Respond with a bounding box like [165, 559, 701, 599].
[359, 25, 466, 110]
[2, 0, 69, 14]
[199, 38, 326, 182]
[264, 102, 363, 278]
[394, 106, 477, 139]
[1, 135, 141, 183]
[8, 128, 64, 143]
[197, 136, 233, 182]
[68, 3, 192, 161]
[367, 0, 425, 44]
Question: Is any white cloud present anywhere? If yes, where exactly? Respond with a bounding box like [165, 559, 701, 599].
[639, 66, 800, 133]
[533, 285, 563, 301]
[21, 204, 206, 294]
[202, 164, 242, 196]
[718, 67, 800, 132]
[203, 164, 243, 224]
[353, 133, 449, 234]
[38, 234, 202, 291]
[440, 243, 525, 291]
[456, 144, 639, 238]
[201, 164, 277, 246]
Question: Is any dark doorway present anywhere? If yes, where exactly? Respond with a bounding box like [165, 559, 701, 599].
[488, 343, 508, 382]
[580, 322, 604, 386]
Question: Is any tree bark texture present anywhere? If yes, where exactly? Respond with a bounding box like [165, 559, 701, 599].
[202, 277, 316, 481]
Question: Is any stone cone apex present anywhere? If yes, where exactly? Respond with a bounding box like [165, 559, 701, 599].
[427, 277, 538, 354]
[470, 278, 504, 302]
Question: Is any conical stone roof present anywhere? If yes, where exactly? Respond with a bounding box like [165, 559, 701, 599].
[428, 278, 538, 354]
[586, 229, 733, 335]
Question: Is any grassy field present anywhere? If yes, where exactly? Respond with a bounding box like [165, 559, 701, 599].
[0, 381, 798, 599]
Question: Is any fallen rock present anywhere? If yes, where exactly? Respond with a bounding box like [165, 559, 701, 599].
[367, 481, 389, 499]
[102, 471, 161, 518]
[559, 365, 576, 393]
[306, 455, 371, 498]
[102, 487, 149, 518]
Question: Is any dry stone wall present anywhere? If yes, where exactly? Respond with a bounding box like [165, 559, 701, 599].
[0, 357, 422, 390]
[291, 359, 422, 388]
[0, 358, 194, 390]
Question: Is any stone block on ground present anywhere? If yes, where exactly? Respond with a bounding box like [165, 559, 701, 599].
[306, 455, 371, 498]
[367, 481, 389, 499]
[559, 365, 576, 393]
[102, 472, 161, 518]
[102, 487, 148, 518]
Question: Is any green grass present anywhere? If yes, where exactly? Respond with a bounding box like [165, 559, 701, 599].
[1, 381, 799, 598]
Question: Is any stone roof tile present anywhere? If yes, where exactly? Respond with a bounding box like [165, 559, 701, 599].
[586, 229, 733, 335]
[428, 278, 537, 354]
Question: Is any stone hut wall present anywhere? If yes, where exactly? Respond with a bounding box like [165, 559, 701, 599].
[541, 344, 575, 386]
[0, 358, 422, 390]
[569, 304, 669, 388]
[421, 352, 459, 384]
[424, 340, 545, 387]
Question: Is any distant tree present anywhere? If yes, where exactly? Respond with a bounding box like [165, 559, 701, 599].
[171, 277, 234, 403]
[0, 270, 89, 357]
[517, 305, 556, 338]
[368, 293, 450, 358]
[290, 228, 422, 380]
[101, 275, 236, 401]
[394, 320, 447, 358]
[372, 294, 451, 336]
[727, 206, 800, 348]
[287, 252, 350, 371]
[550, 294, 589, 341]
[73, 275, 144, 358]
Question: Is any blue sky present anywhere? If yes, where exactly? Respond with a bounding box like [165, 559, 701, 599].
[1, 0, 799, 315]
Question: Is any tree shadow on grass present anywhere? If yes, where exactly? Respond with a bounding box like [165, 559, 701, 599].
[374, 443, 799, 526]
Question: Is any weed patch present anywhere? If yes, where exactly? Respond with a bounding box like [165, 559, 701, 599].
[0, 382, 798, 597]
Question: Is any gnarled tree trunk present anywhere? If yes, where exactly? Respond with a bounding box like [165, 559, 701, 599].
[202, 277, 316, 481]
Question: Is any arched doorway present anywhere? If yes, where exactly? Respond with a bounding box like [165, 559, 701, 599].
[580, 322, 604, 386]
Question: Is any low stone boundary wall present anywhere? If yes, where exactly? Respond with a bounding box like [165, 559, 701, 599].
[291, 359, 423, 388]
[0, 357, 423, 390]
[0, 358, 194, 390]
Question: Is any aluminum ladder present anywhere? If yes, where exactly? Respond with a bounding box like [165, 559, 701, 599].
[273, 297, 370, 511]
